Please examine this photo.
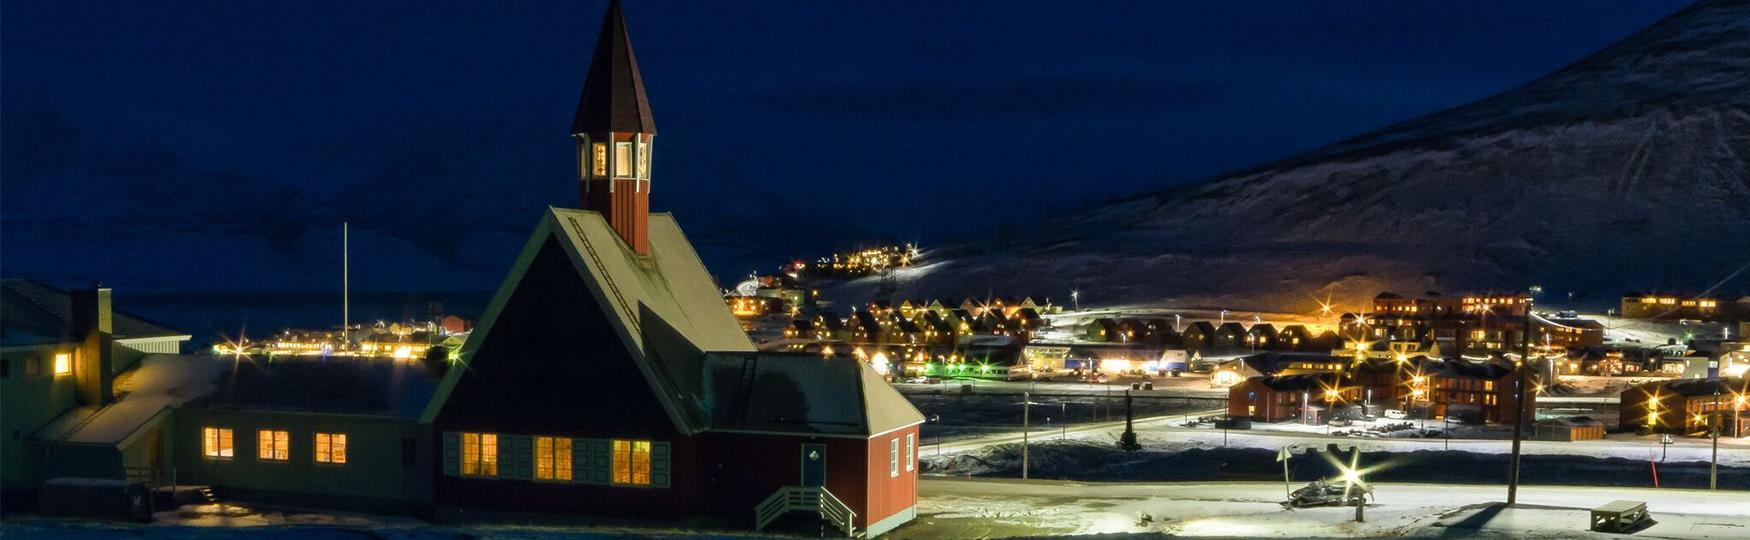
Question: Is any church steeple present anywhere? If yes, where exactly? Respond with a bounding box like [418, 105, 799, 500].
[573, 0, 656, 254]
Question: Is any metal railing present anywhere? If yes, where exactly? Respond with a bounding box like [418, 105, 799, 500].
[755, 486, 857, 537]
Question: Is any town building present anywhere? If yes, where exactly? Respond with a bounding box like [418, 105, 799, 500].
[1, 281, 190, 503]
[5, 3, 925, 535]
[418, 4, 924, 533]
[1619, 292, 1733, 321]
[1619, 378, 1748, 437]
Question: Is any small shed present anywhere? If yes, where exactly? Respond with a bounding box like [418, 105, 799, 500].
[1532, 417, 1606, 441]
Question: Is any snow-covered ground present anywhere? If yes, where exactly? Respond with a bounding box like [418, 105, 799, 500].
[929, 412, 1750, 468]
[903, 478, 1750, 538]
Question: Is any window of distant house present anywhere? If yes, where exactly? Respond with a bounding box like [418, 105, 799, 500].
[889, 438, 899, 478]
[53, 353, 71, 376]
[203, 427, 234, 458]
[315, 432, 347, 464]
[461, 432, 498, 477]
[258, 430, 289, 461]
[614, 142, 633, 177]
[905, 434, 915, 472]
[535, 436, 573, 481]
[612, 439, 651, 485]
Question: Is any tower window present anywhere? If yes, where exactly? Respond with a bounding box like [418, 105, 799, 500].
[637, 140, 651, 179]
[615, 142, 633, 177]
[592, 143, 607, 177]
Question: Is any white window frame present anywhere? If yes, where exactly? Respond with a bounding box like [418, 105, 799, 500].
[614, 142, 633, 177]
[905, 433, 915, 472]
[889, 438, 899, 478]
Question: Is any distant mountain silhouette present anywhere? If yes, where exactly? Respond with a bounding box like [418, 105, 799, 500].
[883, 0, 1750, 312]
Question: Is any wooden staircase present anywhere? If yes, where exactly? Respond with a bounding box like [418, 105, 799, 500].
[755, 486, 858, 537]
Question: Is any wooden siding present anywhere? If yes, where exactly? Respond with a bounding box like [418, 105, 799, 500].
[862, 425, 918, 528]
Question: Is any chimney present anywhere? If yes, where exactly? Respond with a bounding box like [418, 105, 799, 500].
[71, 285, 115, 406]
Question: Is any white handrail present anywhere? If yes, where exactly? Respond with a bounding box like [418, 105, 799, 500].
[754, 486, 859, 536]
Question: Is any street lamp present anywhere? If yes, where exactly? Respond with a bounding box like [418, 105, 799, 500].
[929, 414, 942, 456]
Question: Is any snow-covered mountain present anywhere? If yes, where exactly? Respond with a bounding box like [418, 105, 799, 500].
[883, 0, 1750, 312]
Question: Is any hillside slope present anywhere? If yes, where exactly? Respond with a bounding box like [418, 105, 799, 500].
[889, 0, 1750, 312]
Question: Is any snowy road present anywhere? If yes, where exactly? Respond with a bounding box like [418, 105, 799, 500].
[898, 478, 1750, 538]
[932, 411, 1750, 467]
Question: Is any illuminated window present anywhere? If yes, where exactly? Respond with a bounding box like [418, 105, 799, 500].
[905, 434, 915, 472]
[612, 439, 651, 485]
[592, 143, 607, 177]
[637, 140, 651, 179]
[315, 432, 347, 464]
[257, 430, 289, 461]
[461, 432, 498, 476]
[203, 427, 234, 458]
[535, 436, 573, 481]
[614, 142, 633, 177]
[889, 438, 899, 478]
[1641, 297, 1656, 304]
[53, 353, 71, 375]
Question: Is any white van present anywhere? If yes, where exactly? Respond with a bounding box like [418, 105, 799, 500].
[1383, 409, 1407, 420]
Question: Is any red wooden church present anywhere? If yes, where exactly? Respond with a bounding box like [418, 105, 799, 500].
[420, 2, 924, 536]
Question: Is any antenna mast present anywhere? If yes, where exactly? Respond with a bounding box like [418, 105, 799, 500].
[343, 222, 350, 351]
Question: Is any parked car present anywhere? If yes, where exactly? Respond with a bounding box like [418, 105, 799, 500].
[1282, 478, 1373, 508]
[1382, 409, 1407, 420]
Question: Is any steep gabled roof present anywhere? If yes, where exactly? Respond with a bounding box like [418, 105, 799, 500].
[571, 0, 656, 135]
[421, 209, 752, 430]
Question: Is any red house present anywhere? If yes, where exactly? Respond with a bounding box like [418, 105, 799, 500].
[421, 2, 923, 536]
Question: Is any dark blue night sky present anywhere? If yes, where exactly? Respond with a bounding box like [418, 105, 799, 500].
[2, 1, 1692, 296]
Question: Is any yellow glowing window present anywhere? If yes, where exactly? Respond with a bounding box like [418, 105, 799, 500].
[1641, 297, 1656, 304]
[614, 142, 633, 177]
[258, 430, 289, 461]
[612, 439, 651, 485]
[461, 432, 498, 476]
[1660, 298, 1676, 305]
[315, 432, 347, 464]
[203, 427, 234, 458]
[53, 353, 71, 375]
[535, 436, 573, 481]
[592, 143, 607, 177]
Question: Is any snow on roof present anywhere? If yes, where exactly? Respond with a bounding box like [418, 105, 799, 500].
[424, 209, 754, 431]
[34, 355, 227, 445]
[0, 279, 189, 347]
[189, 356, 443, 417]
[703, 352, 923, 438]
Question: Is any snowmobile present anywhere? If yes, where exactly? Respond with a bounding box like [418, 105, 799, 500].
[1281, 477, 1373, 508]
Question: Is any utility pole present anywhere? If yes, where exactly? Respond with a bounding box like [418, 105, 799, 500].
[1506, 297, 1532, 506]
[1711, 389, 1720, 490]
[1060, 402, 1067, 440]
[1022, 391, 1030, 480]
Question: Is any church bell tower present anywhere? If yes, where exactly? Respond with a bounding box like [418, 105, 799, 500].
[573, 0, 656, 254]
